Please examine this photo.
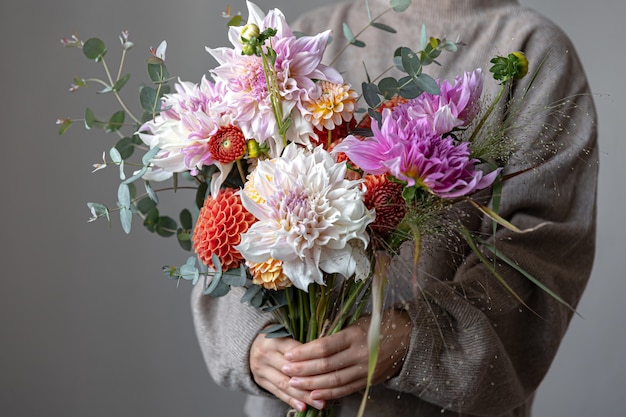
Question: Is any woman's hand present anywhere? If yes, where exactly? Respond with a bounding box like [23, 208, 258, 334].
[282, 310, 411, 402]
[250, 332, 326, 412]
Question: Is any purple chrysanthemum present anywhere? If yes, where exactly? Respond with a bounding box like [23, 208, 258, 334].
[335, 106, 500, 198]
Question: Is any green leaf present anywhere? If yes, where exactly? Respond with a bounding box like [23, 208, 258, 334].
[342, 23, 356, 43]
[419, 24, 427, 51]
[342, 23, 366, 47]
[84, 108, 95, 129]
[143, 207, 159, 232]
[177, 229, 192, 251]
[400, 47, 421, 77]
[222, 264, 247, 287]
[370, 22, 396, 33]
[112, 73, 131, 92]
[117, 183, 131, 208]
[179, 208, 193, 230]
[57, 119, 72, 135]
[87, 202, 110, 222]
[145, 181, 158, 204]
[97, 86, 113, 94]
[139, 86, 159, 113]
[156, 216, 177, 237]
[378, 77, 400, 99]
[227, 15, 243, 27]
[397, 76, 422, 99]
[115, 137, 135, 159]
[107, 110, 125, 133]
[179, 257, 200, 284]
[82, 38, 107, 61]
[109, 147, 122, 165]
[413, 73, 439, 95]
[196, 182, 208, 209]
[241, 285, 263, 305]
[147, 63, 170, 84]
[136, 197, 157, 215]
[119, 206, 132, 234]
[390, 0, 412, 12]
[208, 280, 231, 297]
[362, 81, 382, 108]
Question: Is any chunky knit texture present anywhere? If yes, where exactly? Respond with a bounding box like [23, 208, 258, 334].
[191, 1, 598, 416]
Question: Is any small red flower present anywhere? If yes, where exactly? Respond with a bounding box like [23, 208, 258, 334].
[363, 175, 406, 237]
[192, 188, 256, 270]
[208, 125, 247, 163]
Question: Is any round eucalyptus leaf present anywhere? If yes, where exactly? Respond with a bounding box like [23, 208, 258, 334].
[82, 38, 107, 61]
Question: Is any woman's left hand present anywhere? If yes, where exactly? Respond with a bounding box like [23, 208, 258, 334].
[281, 309, 412, 402]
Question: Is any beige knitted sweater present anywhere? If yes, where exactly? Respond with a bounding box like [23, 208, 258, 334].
[191, 0, 598, 416]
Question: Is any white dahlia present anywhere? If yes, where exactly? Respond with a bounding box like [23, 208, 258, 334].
[235, 143, 374, 291]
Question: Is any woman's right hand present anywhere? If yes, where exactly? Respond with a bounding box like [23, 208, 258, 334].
[250, 333, 327, 412]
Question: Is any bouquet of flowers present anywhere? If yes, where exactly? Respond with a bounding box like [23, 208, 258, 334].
[58, 1, 573, 416]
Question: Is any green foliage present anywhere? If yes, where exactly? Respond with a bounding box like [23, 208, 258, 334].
[360, 28, 459, 129]
[342, 23, 366, 48]
[107, 110, 125, 133]
[390, 0, 412, 12]
[82, 38, 107, 61]
[490, 51, 529, 82]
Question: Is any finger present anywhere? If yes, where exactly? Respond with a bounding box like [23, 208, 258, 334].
[285, 330, 355, 362]
[282, 343, 366, 377]
[288, 363, 367, 391]
[309, 378, 367, 401]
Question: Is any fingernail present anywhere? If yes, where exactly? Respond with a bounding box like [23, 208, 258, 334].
[294, 400, 306, 412]
[284, 351, 293, 360]
[282, 365, 292, 374]
[313, 400, 325, 409]
[288, 377, 300, 387]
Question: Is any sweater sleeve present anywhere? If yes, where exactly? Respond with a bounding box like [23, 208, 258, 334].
[383, 21, 598, 416]
[191, 283, 274, 396]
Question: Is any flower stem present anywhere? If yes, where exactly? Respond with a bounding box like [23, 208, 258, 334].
[100, 57, 141, 125]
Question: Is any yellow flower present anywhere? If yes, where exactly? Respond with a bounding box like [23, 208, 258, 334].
[304, 81, 358, 130]
[248, 258, 292, 290]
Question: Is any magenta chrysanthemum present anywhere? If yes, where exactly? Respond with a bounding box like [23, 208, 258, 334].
[335, 106, 500, 198]
[393, 69, 484, 135]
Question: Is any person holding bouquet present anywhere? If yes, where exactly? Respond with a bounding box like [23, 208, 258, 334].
[191, 1, 597, 416]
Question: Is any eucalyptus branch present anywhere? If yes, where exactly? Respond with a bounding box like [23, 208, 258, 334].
[100, 57, 141, 125]
[328, 6, 394, 66]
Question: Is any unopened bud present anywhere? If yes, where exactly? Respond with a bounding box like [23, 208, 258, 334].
[510, 51, 528, 80]
[240, 23, 260, 42]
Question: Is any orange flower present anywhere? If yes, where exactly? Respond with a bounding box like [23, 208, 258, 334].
[192, 188, 256, 270]
[208, 125, 247, 163]
[248, 258, 292, 290]
[363, 175, 406, 237]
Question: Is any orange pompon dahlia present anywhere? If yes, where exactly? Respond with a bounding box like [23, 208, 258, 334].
[363, 175, 406, 237]
[247, 258, 292, 290]
[208, 125, 247, 163]
[192, 188, 256, 270]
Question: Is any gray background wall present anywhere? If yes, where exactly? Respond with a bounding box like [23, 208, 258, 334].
[1, 0, 623, 416]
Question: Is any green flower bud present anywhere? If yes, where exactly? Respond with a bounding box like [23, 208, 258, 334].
[241, 43, 257, 56]
[240, 23, 260, 42]
[510, 51, 528, 80]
